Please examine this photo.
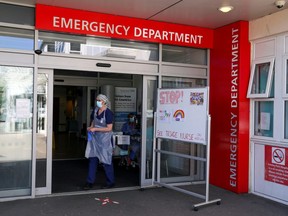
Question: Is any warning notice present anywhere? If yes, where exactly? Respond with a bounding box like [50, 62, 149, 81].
[265, 146, 288, 186]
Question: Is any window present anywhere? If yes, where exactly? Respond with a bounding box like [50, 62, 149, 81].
[38, 31, 159, 61]
[162, 45, 207, 65]
[0, 66, 34, 198]
[247, 58, 275, 98]
[0, 3, 34, 26]
[285, 57, 288, 94]
[0, 26, 34, 51]
[162, 77, 207, 88]
[248, 57, 275, 138]
[284, 101, 288, 139]
[284, 58, 288, 139]
[254, 101, 274, 138]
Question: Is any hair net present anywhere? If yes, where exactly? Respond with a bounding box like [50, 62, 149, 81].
[97, 94, 110, 108]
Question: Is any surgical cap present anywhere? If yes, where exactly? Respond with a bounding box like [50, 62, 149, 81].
[97, 94, 110, 107]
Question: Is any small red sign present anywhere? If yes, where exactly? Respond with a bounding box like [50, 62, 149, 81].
[35, 4, 213, 48]
[265, 146, 288, 186]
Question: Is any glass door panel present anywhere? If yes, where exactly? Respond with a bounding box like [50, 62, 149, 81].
[35, 69, 53, 195]
[141, 76, 157, 187]
[0, 66, 33, 198]
[87, 87, 98, 127]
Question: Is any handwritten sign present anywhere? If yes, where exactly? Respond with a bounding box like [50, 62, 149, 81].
[156, 88, 208, 145]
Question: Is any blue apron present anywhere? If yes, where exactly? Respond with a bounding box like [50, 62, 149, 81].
[85, 109, 113, 165]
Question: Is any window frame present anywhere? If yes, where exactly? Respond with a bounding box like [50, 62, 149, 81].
[282, 56, 288, 141]
[252, 99, 274, 139]
[283, 55, 288, 97]
[283, 100, 288, 140]
[38, 31, 159, 61]
[0, 26, 34, 51]
[247, 57, 275, 98]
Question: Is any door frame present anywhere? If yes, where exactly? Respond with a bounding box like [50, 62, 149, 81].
[35, 68, 54, 196]
[33, 70, 204, 194]
[36, 69, 152, 195]
[87, 87, 98, 127]
[140, 75, 158, 187]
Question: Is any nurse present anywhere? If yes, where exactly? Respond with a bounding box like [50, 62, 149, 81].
[83, 94, 115, 190]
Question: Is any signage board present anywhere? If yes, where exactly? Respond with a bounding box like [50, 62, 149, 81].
[156, 88, 208, 145]
[114, 87, 137, 131]
[265, 145, 288, 186]
[35, 4, 213, 48]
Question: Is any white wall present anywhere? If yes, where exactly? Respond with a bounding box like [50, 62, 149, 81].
[249, 8, 288, 206]
[250, 8, 288, 40]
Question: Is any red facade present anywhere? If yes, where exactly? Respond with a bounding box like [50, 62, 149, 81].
[210, 21, 250, 193]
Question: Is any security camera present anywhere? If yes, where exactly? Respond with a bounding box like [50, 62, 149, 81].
[34, 49, 42, 55]
[275, 0, 286, 8]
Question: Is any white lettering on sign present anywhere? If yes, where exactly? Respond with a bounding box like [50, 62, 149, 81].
[53, 16, 131, 36]
[52, 16, 204, 46]
[229, 28, 239, 188]
[134, 27, 203, 45]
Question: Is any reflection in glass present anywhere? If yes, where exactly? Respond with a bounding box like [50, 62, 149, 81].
[254, 101, 274, 137]
[38, 31, 159, 61]
[0, 26, 34, 51]
[270, 73, 275, 98]
[161, 140, 190, 178]
[162, 77, 207, 88]
[145, 80, 157, 179]
[162, 45, 207, 65]
[0, 66, 33, 198]
[251, 62, 270, 94]
[286, 60, 288, 94]
[36, 74, 49, 187]
[284, 101, 288, 139]
[0, 3, 35, 26]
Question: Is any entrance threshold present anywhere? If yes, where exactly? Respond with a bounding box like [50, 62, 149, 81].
[37, 186, 142, 199]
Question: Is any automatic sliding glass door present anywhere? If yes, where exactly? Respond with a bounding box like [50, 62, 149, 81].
[0, 66, 34, 198]
[35, 69, 53, 195]
[141, 76, 157, 187]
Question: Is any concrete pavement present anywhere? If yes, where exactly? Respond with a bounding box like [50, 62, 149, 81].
[0, 185, 287, 216]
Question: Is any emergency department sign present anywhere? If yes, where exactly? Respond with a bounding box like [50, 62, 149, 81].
[156, 88, 208, 145]
[35, 4, 213, 48]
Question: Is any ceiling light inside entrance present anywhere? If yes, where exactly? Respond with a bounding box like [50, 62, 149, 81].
[218, 5, 234, 13]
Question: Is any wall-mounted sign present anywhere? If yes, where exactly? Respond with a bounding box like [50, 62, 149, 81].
[114, 87, 137, 131]
[16, 99, 31, 119]
[35, 4, 213, 48]
[265, 145, 288, 186]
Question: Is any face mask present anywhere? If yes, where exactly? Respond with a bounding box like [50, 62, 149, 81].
[96, 100, 103, 108]
[129, 117, 134, 123]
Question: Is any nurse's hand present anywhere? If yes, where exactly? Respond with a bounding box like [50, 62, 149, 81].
[88, 127, 98, 132]
[87, 127, 93, 132]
